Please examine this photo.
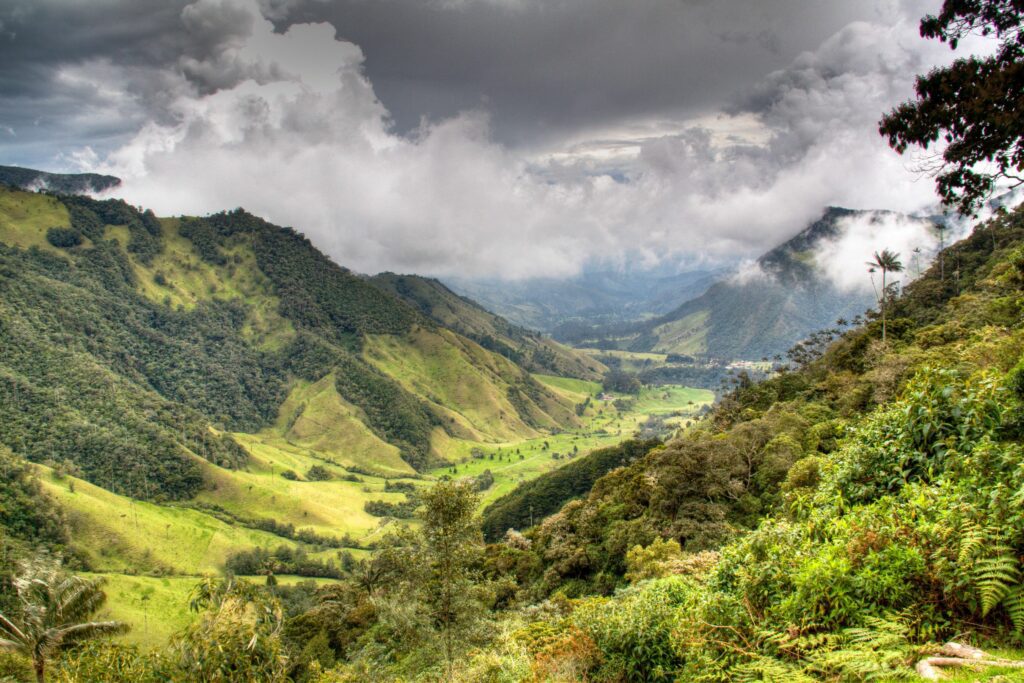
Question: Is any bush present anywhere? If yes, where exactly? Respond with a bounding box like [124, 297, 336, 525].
[306, 465, 332, 481]
[224, 546, 343, 579]
[571, 578, 692, 682]
[602, 369, 642, 394]
[364, 499, 417, 519]
[45, 227, 82, 248]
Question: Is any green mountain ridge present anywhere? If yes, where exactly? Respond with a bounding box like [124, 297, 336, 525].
[0, 184, 582, 496]
[368, 272, 606, 380]
[0, 164, 121, 195]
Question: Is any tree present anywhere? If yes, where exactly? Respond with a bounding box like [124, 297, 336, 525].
[867, 250, 904, 342]
[171, 577, 286, 682]
[880, 0, 1024, 215]
[0, 557, 128, 683]
[602, 369, 642, 394]
[418, 481, 486, 678]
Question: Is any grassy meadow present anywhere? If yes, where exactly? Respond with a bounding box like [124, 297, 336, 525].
[44, 374, 709, 642]
[429, 377, 713, 505]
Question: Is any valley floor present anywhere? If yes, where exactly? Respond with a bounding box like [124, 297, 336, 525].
[52, 377, 711, 645]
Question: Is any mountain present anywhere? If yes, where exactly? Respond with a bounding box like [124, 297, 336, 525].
[445, 266, 719, 334]
[0, 164, 121, 194]
[460, 205, 1024, 682]
[0, 182, 581, 501]
[368, 273, 606, 380]
[583, 207, 935, 360]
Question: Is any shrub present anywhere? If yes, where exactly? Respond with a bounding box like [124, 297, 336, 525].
[364, 499, 417, 519]
[306, 465, 332, 481]
[572, 577, 693, 682]
[45, 227, 82, 248]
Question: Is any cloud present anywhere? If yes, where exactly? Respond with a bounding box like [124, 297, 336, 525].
[52, 0, 975, 281]
[812, 212, 945, 293]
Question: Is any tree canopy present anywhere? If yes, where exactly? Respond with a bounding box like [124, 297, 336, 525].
[880, 0, 1024, 214]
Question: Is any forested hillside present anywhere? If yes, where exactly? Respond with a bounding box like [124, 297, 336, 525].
[442, 204, 1024, 680]
[368, 272, 605, 380]
[0, 186, 586, 495]
[0, 182, 616, 590]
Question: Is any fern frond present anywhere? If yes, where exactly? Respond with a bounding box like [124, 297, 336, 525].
[974, 551, 1020, 615]
[730, 654, 816, 683]
[1004, 585, 1024, 634]
[957, 521, 985, 565]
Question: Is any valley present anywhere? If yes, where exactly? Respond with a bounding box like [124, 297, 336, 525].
[37, 375, 710, 645]
[0, 182, 712, 646]
[3, 1, 1024, 679]
[4, 175, 1024, 681]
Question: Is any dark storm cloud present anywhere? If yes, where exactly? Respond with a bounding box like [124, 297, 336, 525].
[1, 0, 878, 161]
[282, 0, 873, 147]
[0, 0, 188, 164]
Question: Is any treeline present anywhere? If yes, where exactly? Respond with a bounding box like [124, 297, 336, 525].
[64, 194, 163, 264]
[246, 214, 424, 344]
[363, 499, 418, 519]
[637, 363, 742, 389]
[331, 354, 440, 471]
[0, 447, 68, 551]
[225, 545, 347, 579]
[187, 502, 361, 549]
[480, 439, 660, 542]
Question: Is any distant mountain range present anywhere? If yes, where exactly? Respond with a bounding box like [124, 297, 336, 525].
[535, 207, 939, 361]
[445, 267, 720, 333]
[0, 164, 121, 194]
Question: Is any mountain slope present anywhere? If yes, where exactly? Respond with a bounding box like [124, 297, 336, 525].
[594, 208, 934, 360]
[368, 272, 606, 380]
[0, 164, 121, 194]
[0, 184, 579, 500]
[453, 206, 1024, 683]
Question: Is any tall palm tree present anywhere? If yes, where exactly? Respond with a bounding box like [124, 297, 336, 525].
[0, 557, 128, 682]
[866, 249, 904, 343]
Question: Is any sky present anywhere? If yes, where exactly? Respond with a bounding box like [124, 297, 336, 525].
[0, 0, 984, 279]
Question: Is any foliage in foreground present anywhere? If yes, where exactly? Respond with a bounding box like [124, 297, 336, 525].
[0, 557, 127, 683]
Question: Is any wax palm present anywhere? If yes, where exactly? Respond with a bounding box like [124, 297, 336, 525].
[0, 557, 128, 682]
[866, 249, 904, 342]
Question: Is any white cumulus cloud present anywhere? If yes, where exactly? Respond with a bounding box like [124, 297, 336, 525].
[76, 0, 977, 279]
